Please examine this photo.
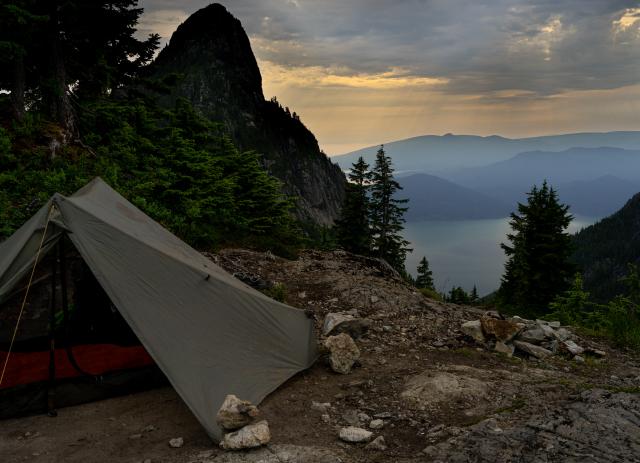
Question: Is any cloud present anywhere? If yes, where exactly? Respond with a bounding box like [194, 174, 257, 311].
[137, 1, 640, 152]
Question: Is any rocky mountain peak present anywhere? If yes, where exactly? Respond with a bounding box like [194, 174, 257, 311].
[150, 3, 346, 227]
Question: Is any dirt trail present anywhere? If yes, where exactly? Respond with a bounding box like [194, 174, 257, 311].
[2, 249, 639, 462]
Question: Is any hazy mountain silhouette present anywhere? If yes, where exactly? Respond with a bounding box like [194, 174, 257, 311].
[335, 132, 640, 173]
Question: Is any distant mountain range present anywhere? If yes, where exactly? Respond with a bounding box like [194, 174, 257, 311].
[336, 133, 640, 221]
[334, 131, 640, 173]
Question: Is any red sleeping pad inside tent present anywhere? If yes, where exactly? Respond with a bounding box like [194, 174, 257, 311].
[0, 344, 154, 389]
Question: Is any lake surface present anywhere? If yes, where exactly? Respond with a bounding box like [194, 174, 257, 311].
[403, 216, 598, 297]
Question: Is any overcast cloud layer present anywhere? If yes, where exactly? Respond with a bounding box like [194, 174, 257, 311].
[139, 1, 640, 154]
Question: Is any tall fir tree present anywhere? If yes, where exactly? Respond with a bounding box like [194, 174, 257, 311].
[0, 0, 158, 134]
[498, 181, 574, 316]
[369, 145, 411, 273]
[415, 256, 434, 290]
[335, 156, 372, 255]
[470, 285, 479, 303]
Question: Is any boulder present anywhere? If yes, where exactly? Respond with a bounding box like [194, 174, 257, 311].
[324, 333, 360, 374]
[220, 421, 271, 450]
[322, 313, 371, 339]
[516, 327, 546, 344]
[480, 317, 521, 342]
[339, 426, 373, 443]
[513, 340, 553, 359]
[560, 340, 584, 356]
[537, 323, 557, 339]
[217, 395, 260, 431]
[461, 320, 485, 344]
[553, 328, 571, 341]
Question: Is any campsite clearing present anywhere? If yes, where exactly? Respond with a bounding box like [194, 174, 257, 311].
[2, 249, 640, 462]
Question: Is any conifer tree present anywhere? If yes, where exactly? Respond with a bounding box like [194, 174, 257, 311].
[498, 181, 574, 316]
[415, 256, 434, 290]
[470, 285, 479, 303]
[369, 146, 410, 273]
[335, 156, 372, 255]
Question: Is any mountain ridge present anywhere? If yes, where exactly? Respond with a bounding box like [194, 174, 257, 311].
[334, 131, 640, 174]
[149, 3, 346, 226]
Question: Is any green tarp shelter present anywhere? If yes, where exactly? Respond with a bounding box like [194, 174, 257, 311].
[0, 178, 317, 440]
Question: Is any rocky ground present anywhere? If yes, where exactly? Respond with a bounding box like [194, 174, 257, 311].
[2, 249, 640, 462]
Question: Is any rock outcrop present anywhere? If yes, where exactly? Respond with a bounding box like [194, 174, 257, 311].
[149, 3, 346, 226]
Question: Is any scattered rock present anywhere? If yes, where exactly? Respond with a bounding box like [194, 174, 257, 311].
[169, 437, 184, 448]
[216, 395, 259, 431]
[461, 320, 485, 344]
[220, 421, 271, 450]
[339, 426, 373, 443]
[513, 340, 553, 359]
[311, 401, 331, 413]
[369, 419, 384, 429]
[481, 317, 521, 342]
[574, 355, 585, 363]
[322, 312, 371, 339]
[366, 435, 387, 451]
[324, 333, 360, 374]
[516, 327, 546, 344]
[211, 444, 342, 462]
[494, 340, 515, 357]
[561, 340, 585, 356]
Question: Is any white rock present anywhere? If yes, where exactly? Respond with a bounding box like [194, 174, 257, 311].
[220, 421, 271, 450]
[324, 333, 360, 374]
[311, 401, 331, 413]
[517, 327, 546, 344]
[574, 355, 585, 363]
[562, 340, 585, 356]
[168, 437, 184, 448]
[216, 395, 259, 431]
[494, 340, 515, 357]
[513, 340, 553, 359]
[322, 313, 371, 339]
[369, 419, 384, 429]
[339, 426, 373, 443]
[461, 320, 485, 344]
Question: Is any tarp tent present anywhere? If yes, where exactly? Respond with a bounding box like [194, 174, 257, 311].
[0, 177, 317, 440]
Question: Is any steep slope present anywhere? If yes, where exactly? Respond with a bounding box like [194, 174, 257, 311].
[334, 132, 640, 173]
[399, 173, 511, 221]
[573, 193, 640, 301]
[149, 3, 345, 226]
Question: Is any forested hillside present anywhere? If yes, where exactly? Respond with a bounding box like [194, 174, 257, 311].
[573, 193, 640, 302]
[0, 2, 340, 254]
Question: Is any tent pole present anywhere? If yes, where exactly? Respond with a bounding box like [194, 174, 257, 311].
[46, 244, 58, 417]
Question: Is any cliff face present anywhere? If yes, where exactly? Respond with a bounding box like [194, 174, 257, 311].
[150, 3, 345, 226]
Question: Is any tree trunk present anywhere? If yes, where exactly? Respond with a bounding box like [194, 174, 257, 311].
[10, 55, 26, 121]
[45, 1, 76, 139]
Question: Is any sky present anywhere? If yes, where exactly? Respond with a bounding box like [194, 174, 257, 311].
[138, 1, 640, 155]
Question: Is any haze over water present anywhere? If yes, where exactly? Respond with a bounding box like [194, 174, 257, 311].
[404, 216, 598, 297]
